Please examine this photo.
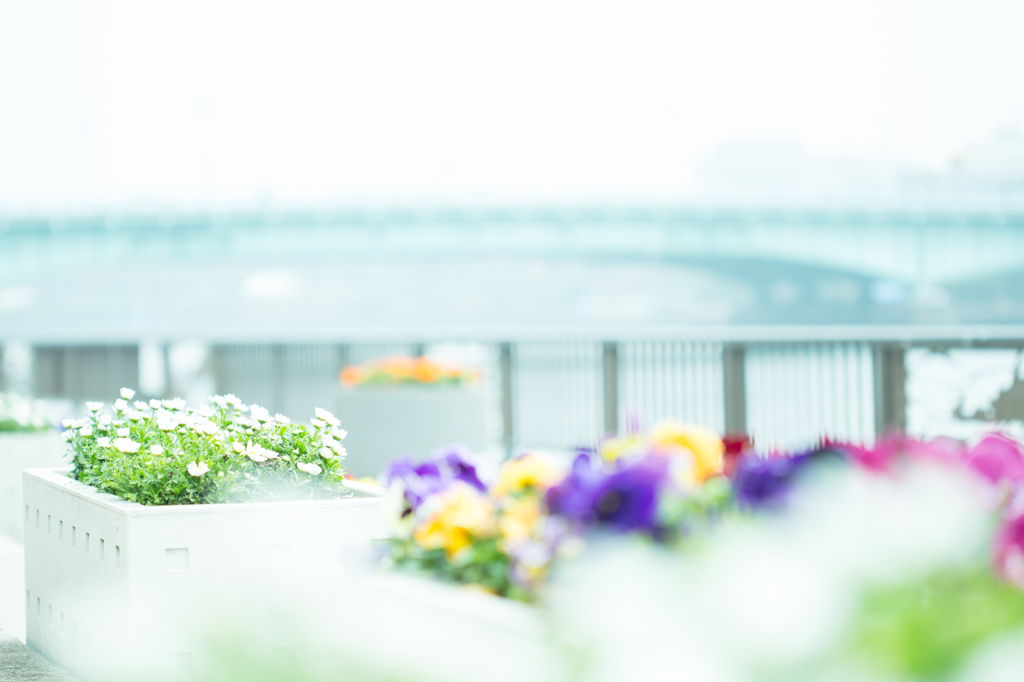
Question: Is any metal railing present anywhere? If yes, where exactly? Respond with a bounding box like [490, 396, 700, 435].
[14, 332, 1024, 455]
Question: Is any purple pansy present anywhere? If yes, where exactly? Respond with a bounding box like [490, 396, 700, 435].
[732, 447, 847, 510]
[382, 443, 486, 510]
[546, 452, 672, 534]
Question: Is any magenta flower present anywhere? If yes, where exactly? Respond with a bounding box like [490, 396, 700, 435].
[966, 434, 1024, 487]
[995, 511, 1024, 588]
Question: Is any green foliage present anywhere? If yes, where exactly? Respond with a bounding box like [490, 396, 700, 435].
[65, 392, 351, 506]
[0, 418, 48, 432]
[851, 567, 1024, 678]
[388, 536, 532, 602]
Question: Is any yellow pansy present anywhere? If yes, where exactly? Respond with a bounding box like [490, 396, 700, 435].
[413, 485, 496, 556]
[499, 495, 542, 546]
[492, 454, 560, 497]
[649, 420, 724, 481]
[599, 434, 648, 463]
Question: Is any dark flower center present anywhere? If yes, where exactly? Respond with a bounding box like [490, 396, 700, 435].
[596, 491, 622, 516]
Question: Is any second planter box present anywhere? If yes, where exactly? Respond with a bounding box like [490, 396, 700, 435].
[334, 388, 488, 478]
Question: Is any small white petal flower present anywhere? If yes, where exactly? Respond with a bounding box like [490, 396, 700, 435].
[86, 402, 103, 412]
[249, 405, 271, 422]
[224, 394, 241, 407]
[61, 418, 74, 428]
[112, 438, 140, 453]
[232, 442, 245, 454]
[114, 399, 128, 411]
[297, 462, 322, 475]
[98, 414, 112, 426]
[332, 444, 347, 458]
[320, 447, 335, 459]
[198, 405, 216, 418]
[117, 427, 130, 437]
[274, 414, 290, 425]
[126, 410, 142, 421]
[79, 426, 93, 437]
[244, 441, 268, 462]
[120, 387, 136, 400]
[133, 401, 148, 411]
[157, 415, 178, 431]
[149, 399, 162, 409]
[211, 395, 228, 406]
[96, 436, 110, 447]
[162, 398, 187, 411]
[330, 427, 348, 440]
[187, 461, 210, 477]
[150, 444, 164, 455]
[309, 418, 326, 429]
[61, 431, 74, 442]
[314, 407, 340, 427]
[72, 418, 89, 429]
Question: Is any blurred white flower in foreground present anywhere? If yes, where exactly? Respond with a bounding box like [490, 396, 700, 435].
[548, 460, 995, 682]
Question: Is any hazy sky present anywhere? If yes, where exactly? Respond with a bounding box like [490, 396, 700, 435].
[1, 1, 1023, 212]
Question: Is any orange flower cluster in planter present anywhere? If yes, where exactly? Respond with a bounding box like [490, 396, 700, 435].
[340, 355, 479, 387]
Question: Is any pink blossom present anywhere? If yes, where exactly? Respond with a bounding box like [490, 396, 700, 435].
[995, 511, 1024, 588]
[966, 434, 1024, 487]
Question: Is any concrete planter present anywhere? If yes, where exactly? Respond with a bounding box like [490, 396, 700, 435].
[0, 432, 66, 541]
[334, 388, 488, 477]
[23, 467, 387, 681]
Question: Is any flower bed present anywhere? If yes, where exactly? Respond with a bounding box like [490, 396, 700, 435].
[340, 355, 479, 388]
[0, 392, 50, 432]
[64, 389, 351, 505]
[378, 425, 1024, 681]
[381, 422, 732, 602]
[26, 389, 388, 681]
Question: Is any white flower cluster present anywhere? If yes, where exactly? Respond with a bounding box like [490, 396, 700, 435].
[65, 389, 348, 486]
[1, 392, 50, 431]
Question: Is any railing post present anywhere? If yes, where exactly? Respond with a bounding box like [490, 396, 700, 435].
[499, 342, 514, 458]
[722, 343, 747, 434]
[873, 343, 907, 434]
[602, 342, 618, 436]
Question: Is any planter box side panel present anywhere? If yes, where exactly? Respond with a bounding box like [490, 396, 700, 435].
[335, 390, 488, 477]
[24, 471, 130, 678]
[24, 469, 390, 681]
[130, 498, 389, 629]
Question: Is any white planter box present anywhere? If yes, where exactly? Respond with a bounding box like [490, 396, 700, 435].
[23, 467, 387, 681]
[0, 432, 66, 540]
[314, 571, 565, 682]
[334, 388, 488, 478]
